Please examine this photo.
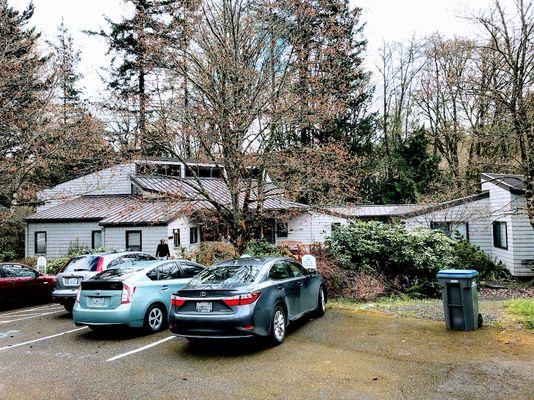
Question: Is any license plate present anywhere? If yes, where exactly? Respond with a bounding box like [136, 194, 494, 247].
[90, 297, 107, 307]
[65, 277, 79, 285]
[196, 301, 212, 313]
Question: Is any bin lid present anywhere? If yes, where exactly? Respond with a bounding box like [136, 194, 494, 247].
[437, 269, 479, 279]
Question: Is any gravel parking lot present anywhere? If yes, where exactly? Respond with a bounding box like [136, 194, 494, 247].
[0, 303, 532, 400]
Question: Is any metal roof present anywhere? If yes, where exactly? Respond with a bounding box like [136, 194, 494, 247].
[132, 175, 302, 211]
[401, 191, 490, 218]
[25, 195, 191, 225]
[325, 204, 427, 218]
[481, 173, 525, 194]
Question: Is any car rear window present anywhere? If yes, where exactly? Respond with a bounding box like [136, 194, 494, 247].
[190, 265, 262, 285]
[93, 267, 145, 281]
[61, 256, 100, 272]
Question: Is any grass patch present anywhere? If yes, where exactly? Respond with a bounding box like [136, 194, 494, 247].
[505, 299, 534, 329]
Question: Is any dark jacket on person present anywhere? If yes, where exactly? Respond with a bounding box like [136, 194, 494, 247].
[156, 243, 170, 257]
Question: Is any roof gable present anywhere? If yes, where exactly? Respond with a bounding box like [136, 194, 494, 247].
[481, 173, 525, 195]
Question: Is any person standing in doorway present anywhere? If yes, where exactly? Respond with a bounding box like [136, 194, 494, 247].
[156, 239, 170, 260]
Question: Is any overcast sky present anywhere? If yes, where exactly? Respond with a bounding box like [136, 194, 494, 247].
[9, 0, 513, 98]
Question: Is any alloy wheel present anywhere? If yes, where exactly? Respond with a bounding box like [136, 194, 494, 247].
[273, 309, 285, 341]
[148, 307, 163, 331]
[320, 289, 326, 312]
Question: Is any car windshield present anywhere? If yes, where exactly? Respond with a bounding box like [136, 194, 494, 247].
[189, 264, 262, 285]
[93, 267, 145, 281]
[61, 256, 100, 272]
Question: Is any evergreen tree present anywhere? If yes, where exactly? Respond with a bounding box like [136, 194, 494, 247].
[270, 0, 374, 150]
[87, 0, 173, 153]
[373, 127, 441, 203]
[49, 20, 83, 132]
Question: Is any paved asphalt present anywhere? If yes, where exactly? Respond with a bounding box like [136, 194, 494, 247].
[0, 302, 532, 400]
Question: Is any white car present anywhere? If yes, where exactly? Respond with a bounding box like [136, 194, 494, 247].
[52, 251, 156, 312]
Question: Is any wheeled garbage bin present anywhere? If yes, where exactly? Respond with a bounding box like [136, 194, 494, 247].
[437, 269, 482, 331]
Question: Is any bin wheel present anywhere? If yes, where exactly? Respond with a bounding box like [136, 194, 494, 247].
[478, 313, 483, 327]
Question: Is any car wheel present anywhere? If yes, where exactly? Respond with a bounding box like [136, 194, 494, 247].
[63, 301, 74, 314]
[144, 304, 166, 333]
[315, 286, 326, 317]
[268, 305, 286, 345]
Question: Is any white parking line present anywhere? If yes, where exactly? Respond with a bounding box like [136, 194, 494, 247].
[0, 327, 88, 352]
[0, 305, 62, 317]
[0, 310, 65, 324]
[106, 336, 175, 362]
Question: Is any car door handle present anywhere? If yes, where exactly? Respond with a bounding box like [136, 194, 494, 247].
[161, 286, 169, 291]
[277, 286, 284, 291]
[297, 281, 304, 286]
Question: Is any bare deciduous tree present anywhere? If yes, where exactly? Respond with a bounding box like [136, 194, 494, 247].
[473, 0, 534, 224]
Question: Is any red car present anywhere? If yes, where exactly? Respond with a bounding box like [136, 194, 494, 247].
[0, 262, 56, 307]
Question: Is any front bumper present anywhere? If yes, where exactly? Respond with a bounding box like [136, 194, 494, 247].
[169, 305, 265, 338]
[72, 303, 141, 328]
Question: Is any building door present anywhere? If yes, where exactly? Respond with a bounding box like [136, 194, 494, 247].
[263, 219, 276, 244]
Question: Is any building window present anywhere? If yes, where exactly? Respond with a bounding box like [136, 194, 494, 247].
[430, 222, 469, 240]
[126, 230, 142, 251]
[173, 229, 181, 247]
[190, 227, 199, 244]
[92, 230, 102, 249]
[35, 232, 47, 255]
[276, 222, 288, 238]
[493, 221, 508, 249]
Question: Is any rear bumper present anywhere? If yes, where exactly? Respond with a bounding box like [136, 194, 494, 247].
[73, 303, 142, 328]
[52, 289, 77, 303]
[169, 306, 266, 338]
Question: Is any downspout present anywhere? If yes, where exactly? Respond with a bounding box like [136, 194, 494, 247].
[25, 224, 29, 257]
[309, 212, 314, 243]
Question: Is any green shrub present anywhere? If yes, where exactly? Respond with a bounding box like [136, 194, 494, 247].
[0, 249, 16, 262]
[47, 256, 70, 274]
[327, 221, 456, 297]
[245, 240, 285, 257]
[452, 237, 509, 280]
[327, 221, 510, 298]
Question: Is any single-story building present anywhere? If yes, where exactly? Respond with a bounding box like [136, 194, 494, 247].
[401, 173, 534, 277]
[25, 160, 534, 277]
[25, 159, 347, 259]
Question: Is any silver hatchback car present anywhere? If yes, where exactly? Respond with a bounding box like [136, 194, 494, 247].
[53, 252, 156, 312]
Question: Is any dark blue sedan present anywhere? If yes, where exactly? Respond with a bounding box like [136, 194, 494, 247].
[168, 257, 326, 345]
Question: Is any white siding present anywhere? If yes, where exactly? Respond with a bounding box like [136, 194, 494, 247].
[280, 212, 348, 244]
[37, 164, 136, 211]
[403, 197, 493, 254]
[102, 225, 168, 257]
[167, 217, 191, 256]
[509, 194, 534, 276]
[403, 181, 534, 276]
[26, 222, 102, 259]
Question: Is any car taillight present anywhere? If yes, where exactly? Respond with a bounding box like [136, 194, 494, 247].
[222, 291, 261, 307]
[75, 286, 81, 303]
[121, 284, 135, 304]
[171, 295, 185, 307]
[95, 257, 105, 272]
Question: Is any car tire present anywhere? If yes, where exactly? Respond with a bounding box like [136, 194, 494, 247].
[314, 286, 326, 317]
[88, 325, 106, 332]
[268, 305, 287, 346]
[144, 304, 166, 333]
[63, 301, 74, 314]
